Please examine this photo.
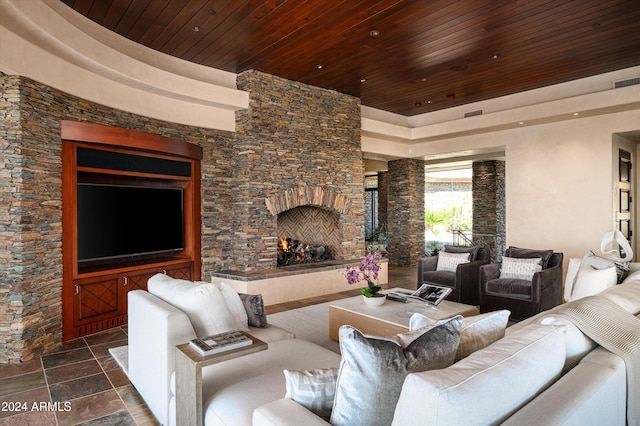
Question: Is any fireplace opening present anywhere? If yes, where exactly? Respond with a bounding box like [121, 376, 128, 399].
[276, 205, 341, 267]
[277, 236, 330, 266]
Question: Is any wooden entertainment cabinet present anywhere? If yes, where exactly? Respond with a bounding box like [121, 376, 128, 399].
[61, 121, 202, 341]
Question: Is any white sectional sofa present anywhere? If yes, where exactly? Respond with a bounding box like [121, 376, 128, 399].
[255, 271, 640, 426]
[128, 272, 640, 426]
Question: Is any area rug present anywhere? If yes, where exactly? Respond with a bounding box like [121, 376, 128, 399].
[267, 301, 340, 353]
[109, 345, 129, 376]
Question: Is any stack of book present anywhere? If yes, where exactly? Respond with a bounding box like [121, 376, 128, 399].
[189, 330, 252, 356]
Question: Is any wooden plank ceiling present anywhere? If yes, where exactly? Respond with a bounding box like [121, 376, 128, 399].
[60, 0, 640, 116]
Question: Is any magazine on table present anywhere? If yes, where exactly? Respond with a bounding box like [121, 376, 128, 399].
[388, 283, 452, 306]
[189, 330, 252, 356]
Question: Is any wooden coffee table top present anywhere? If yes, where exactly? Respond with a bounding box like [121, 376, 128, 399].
[328, 288, 479, 340]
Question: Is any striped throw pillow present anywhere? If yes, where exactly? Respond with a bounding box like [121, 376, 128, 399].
[436, 252, 471, 272]
[499, 256, 542, 280]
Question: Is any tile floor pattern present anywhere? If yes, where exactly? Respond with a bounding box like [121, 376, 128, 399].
[0, 265, 417, 425]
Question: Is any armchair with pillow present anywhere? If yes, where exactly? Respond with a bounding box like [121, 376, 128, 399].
[479, 246, 563, 321]
[417, 245, 490, 306]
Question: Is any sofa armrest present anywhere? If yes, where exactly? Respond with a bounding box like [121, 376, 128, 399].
[128, 290, 197, 426]
[531, 264, 563, 309]
[480, 262, 501, 285]
[253, 398, 329, 426]
[456, 259, 490, 305]
[417, 256, 438, 286]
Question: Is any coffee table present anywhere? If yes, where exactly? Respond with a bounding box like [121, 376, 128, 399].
[329, 288, 479, 341]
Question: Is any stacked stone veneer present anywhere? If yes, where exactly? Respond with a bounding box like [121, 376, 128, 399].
[472, 160, 506, 259]
[234, 71, 364, 271]
[387, 159, 426, 266]
[0, 70, 364, 362]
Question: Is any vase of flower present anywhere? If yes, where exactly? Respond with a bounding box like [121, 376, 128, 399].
[345, 251, 386, 307]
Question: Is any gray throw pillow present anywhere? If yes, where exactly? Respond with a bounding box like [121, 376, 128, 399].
[506, 246, 553, 268]
[330, 316, 463, 426]
[444, 244, 479, 262]
[238, 293, 268, 328]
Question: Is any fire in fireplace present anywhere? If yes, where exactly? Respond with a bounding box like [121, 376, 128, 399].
[277, 236, 331, 267]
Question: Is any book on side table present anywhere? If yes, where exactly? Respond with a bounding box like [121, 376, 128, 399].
[188, 330, 252, 356]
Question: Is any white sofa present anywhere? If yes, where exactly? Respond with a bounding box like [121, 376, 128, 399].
[254, 271, 640, 426]
[127, 289, 341, 426]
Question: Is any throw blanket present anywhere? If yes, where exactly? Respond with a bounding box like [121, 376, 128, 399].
[555, 295, 640, 426]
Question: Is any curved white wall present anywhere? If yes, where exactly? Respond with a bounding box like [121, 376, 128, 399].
[0, 0, 248, 132]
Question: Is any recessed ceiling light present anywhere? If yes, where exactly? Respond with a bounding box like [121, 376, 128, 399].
[360, 78, 366, 83]
[491, 54, 499, 60]
[316, 64, 323, 70]
[573, 112, 580, 116]
[519, 121, 524, 125]
[192, 26, 201, 32]
[420, 77, 427, 82]
[415, 101, 422, 107]
[427, 100, 433, 104]
[370, 30, 380, 36]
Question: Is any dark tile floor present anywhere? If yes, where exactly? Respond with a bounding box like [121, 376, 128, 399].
[0, 265, 416, 425]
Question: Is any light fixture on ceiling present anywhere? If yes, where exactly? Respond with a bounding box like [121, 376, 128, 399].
[415, 101, 422, 107]
[491, 54, 499, 60]
[316, 64, 323, 70]
[573, 112, 580, 116]
[370, 30, 380, 36]
[360, 78, 366, 83]
[192, 26, 201, 32]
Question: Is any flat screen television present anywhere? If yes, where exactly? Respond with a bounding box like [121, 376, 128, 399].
[77, 183, 184, 263]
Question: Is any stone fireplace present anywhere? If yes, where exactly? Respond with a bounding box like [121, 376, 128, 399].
[267, 185, 349, 267]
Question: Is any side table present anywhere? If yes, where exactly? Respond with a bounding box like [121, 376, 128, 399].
[175, 332, 268, 426]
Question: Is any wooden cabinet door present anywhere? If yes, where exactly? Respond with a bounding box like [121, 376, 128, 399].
[162, 261, 193, 280]
[73, 273, 125, 337]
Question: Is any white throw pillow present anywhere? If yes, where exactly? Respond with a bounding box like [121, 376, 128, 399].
[436, 252, 470, 272]
[563, 258, 582, 302]
[410, 310, 510, 361]
[214, 282, 249, 331]
[568, 266, 617, 301]
[147, 273, 241, 337]
[499, 256, 542, 280]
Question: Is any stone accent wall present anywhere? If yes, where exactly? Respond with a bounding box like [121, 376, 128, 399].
[472, 160, 506, 259]
[0, 74, 235, 363]
[0, 70, 365, 361]
[233, 71, 364, 271]
[378, 171, 388, 228]
[387, 159, 425, 266]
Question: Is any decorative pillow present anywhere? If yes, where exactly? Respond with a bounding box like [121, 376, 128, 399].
[409, 310, 510, 361]
[499, 256, 542, 280]
[330, 316, 463, 426]
[436, 252, 471, 272]
[444, 245, 479, 262]
[239, 293, 268, 328]
[214, 282, 249, 331]
[506, 246, 553, 268]
[579, 250, 630, 284]
[283, 367, 339, 419]
[568, 265, 617, 302]
[147, 273, 240, 337]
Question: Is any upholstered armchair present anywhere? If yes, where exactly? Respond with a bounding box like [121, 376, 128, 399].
[417, 245, 490, 306]
[479, 246, 563, 322]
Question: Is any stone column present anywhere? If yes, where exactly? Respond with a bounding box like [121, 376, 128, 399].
[377, 171, 388, 228]
[472, 160, 506, 260]
[387, 159, 425, 266]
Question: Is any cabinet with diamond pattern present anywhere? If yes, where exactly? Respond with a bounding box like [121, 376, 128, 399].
[71, 260, 193, 338]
